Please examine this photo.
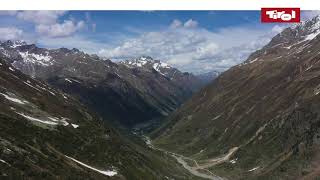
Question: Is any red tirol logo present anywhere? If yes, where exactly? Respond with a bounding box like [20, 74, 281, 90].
[261, 8, 300, 23]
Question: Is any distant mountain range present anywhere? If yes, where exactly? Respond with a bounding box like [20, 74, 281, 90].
[0, 42, 204, 127]
[196, 70, 221, 84]
[153, 15, 320, 179]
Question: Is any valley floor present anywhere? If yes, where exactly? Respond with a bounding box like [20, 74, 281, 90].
[143, 136, 226, 180]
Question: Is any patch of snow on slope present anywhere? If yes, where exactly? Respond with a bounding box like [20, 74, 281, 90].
[140, 57, 147, 61]
[153, 63, 163, 75]
[132, 59, 148, 67]
[0, 92, 28, 104]
[212, 114, 222, 121]
[65, 155, 117, 177]
[249, 58, 259, 63]
[63, 94, 68, 99]
[65, 78, 72, 83]
[36, 85, 57, 96]
[71, 123, 79, 128]
[17, 113, 58, 125]
[229, 158, 238, 164]
[48, 117, 69, 126]
[248, 166, 260, 172]
[159, 62, 170, 68]
[314, 85, 320, 95]
[310, 16, 320, 32]
[305, 30, 320, 41]
[153, 63, 160, 71]
[19, 51, 53, 66]
[304, 16, 320, 41]
[153, 62, 170, 76]
[48, 90, 56, 96]
[18, 114, 72, 127]
[24, 81, 41, 92]
[10, 41, 26, 48]
[0, 159, 10, 166]
[122, 57, 153, 68]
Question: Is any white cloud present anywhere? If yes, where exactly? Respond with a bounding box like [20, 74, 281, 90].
[170, 19, 198, 29]
[0, 27, 23, 41]
[0, 12, 285, 73]
[36, 20, 85, 38]
[271, 25, 286, 34]
[0, 11, 84, 38]
[183, 19, 198, 28]
[98, 19, 277, 73]
[170, 19, 182, 29]
[99, 28, 219, 60]
[37, 36, 109, 54]
[16, 11, 66, 25]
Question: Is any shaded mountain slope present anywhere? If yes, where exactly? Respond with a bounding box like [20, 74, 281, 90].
[0, 43, 202, 127]
[153, 16, 320, 179]
[0, 58, 199, 179]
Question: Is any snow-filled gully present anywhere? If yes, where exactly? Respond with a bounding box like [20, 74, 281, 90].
[65, 155, 117, 177]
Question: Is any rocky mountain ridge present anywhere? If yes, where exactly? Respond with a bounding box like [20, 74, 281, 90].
[0, 42, 203, 127]
[153, 15, 320, 179]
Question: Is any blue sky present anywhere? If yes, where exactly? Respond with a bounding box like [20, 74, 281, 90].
[0, 11, 317, 73]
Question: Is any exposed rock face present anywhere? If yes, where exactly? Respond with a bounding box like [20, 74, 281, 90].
[0, 42, 203, 127]
[153, 15, 320, 179]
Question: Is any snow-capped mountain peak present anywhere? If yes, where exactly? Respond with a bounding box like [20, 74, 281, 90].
[152, 61, 171, 75]
[120, 56, 173, 76]
[0, 41, 55, 67]
[0, 40, 27, 48]
[138, 56, 153, 62]
[291, 15, 320, 31]
[121, 56, 171, 67]
[11, 40, 27, 48]
[242, 15, 320, 65]
[18, 51, 53, 66]
[119, 56, 179, 78]
[288, 15, 320, 41]
[121, 56, 154, 67]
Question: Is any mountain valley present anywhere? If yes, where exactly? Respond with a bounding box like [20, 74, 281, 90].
[3, 12, 320, 180]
